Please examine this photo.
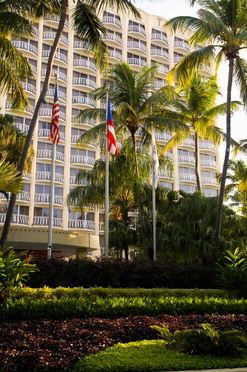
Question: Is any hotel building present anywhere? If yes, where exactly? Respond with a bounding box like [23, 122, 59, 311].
[0, 3, 220, 257]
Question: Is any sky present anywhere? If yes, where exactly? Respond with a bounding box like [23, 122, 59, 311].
[137, 0, 247, 162]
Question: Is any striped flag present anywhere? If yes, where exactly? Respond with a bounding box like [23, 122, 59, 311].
[107, 97, 119, 156]
[152, 128, 159, 188]
[49, 84, 60, 144]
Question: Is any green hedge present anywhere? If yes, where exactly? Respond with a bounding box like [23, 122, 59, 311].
[2, 295, 247, 321]
[15, 287, 231, 300]
[74, 340, 247, 372]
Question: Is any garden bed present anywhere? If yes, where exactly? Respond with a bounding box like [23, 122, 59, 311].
[2, 314, 247, 371]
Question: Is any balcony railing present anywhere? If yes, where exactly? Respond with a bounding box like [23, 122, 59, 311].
[68, 219, 95, 229]
[181, 139, 194, 147]
[70, 176, 87, 185]
[22, 82, 36, 94]
[127, 58, 146, 67]
[103, 16, 121, 28]
[72, 96, 96, 107]
[202, 177, 218, 185]
[37, 149, 64, 162]
[33, 216, 62, 227]
[71, 134, 82, 144]
[158, 65, 169, 74]
[179, 174, 196, 182]
[41, 69, 67, 83]
[38, 128, 65, 141]
[73, 40, 92, 50]
[127, 41, 146, 52]
[36, 171, 64, 183]
[174, 40, 190, 51]
[200, 159, 217, 168]
[174, 55, 183, 64]
[46, 89, 66, 101]
[39, 108, 66, 121]
[72, 77, 96, 89]
[72, 116, 95, 126]
[15, 122, 29, 133]
[200, 141, 216, 151]
[5, 101, 35, 114]
[151, 33, 168, 43]
[73, 59, 96, 72]
[103, 33, 122, 44]
[151, 49, 169, 59]
[70, 154, 95, 165]
[16, 191, 30, 201]
[34, 194, 63, 205]
[155, 132, 171, 141]
[32, 26, 39, 37]
[12, 41, 38, 55]
[159, 170, 173, 178]
[43, 31, 68, 45]
[0, 213, 29, 225]
[128, 24, 146, 36]
[154, 81, 166, 89]
[44, 14, 68, 27]
[42, 50, 67, 63]
[178, 155, 195, 164]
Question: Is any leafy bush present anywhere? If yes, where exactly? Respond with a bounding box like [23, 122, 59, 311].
[29, 258, 217, 288]
[2, 295, 247, 321]
[152, 323, 247, 357]
[0, 248, 37, 302]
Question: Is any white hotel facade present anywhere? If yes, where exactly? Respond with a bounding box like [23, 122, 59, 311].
[0, 3, 220, 257]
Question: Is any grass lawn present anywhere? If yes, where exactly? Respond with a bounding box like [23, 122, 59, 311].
[74, 340, 247, 372]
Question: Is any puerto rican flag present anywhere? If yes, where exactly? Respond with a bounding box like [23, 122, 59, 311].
[107, 98, 119, 156]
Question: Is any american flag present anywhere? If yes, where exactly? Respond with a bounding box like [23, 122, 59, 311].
[49, 84, 60, 144]
[107, 97, 119, 156]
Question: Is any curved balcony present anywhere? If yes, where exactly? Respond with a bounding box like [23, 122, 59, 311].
[68, 219, 95, 230]
[202, 177, 218, 186]
[155, 132, 171, 142]
[12, 41, 37, 56]
[15, 122, 29, 133]
[36, 171, 64, 183]
[42, 50, 67, 64]
[72, 77, 96, 91]
[151, 33, 168, 45]
[70, 176, 87, 185]
[44, 14, 68, 28]
[200, 141, 216, 152]
[102, 16, 121, 29]
[5, 101, 35, 115]
[34, 193, 63, 205]
[16, 191, 30, 202]
[23, 171, 31, 180]
[72, 116, 95, 128]
[0, 213, 29, 225]
[151, 48, 169, 60]
[46, 88, 66, 102]
[200, 159, 217, 168]
[174, 40, 190, 52]
[127, 58, 146, 68]
[103, 33, 122, 46]
[153, 80, 166, 90]
[33, 216, 62, 227]
[73, 59, 96, 73]
[70, 154, 95, 166]
[71, 134, 82, 144]
[32, 26, 39, 38]
[180, 139, 195, 148]
[30, 65, 37, 76]
[108, 49, 122, 61]
[159, 170, 173, 179]
[37, 149, 64, 162]
[127, 41, 146, 54]
[41, 69, 67, 84]
[22, 82, 36, 95]
[43, 31, 68, 46]
[39, 108, 66, 121]
[128, 24, 146, 38]
[72, 96, 96, 107]
[178, 155, 195, 165]
[174, 55, 183, 64]
[179, 173, 196, 182]
[158, 65, 169, 75]
[38, 128, 65, 142]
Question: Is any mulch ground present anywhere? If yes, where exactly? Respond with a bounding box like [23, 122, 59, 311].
[1, 314, 247, 371]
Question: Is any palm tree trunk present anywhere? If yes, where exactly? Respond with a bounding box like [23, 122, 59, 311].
[194, 132, 201, 191]
[131, 130, 139, 177]
[0, 0, 67, 248]
[215, 57, 234, 241]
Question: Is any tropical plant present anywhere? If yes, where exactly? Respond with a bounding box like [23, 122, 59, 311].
[0, 159, 23, 196]
[0, 247, 37, 303]
[166, 0, 247, 240]
[1, 0, 140, 248]
[164, 74, 238, 191]
[225, 160, 247, 216]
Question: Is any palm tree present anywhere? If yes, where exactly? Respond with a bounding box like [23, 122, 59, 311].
[163, 74, 238, 191]
[78, 62, 186, 174]
[0, 0, 140, 248]
[0, 159, 22, 196]
[225, 160, 247, 216]
[0, 0, 35, 108]
[68, 142, 152, 260]
[166, 0, 247, 240]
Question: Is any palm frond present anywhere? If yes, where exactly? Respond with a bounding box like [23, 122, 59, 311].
[0, 159, 22, 194]
[88, 0, 140, 18]
[77, 123, 106, 147]
[234, 57, 247, 106]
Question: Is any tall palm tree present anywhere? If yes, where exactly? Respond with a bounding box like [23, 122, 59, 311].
[225, 160, 247, 216]
[0, 0, 140, 248]
[163, 75, 238, 191]
[166, 0, 247, 240]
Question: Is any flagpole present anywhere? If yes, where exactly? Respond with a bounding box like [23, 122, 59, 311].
[105, 92, 109, 257]
[47, 142, 56, 259]
[151, 127, 157, 261]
